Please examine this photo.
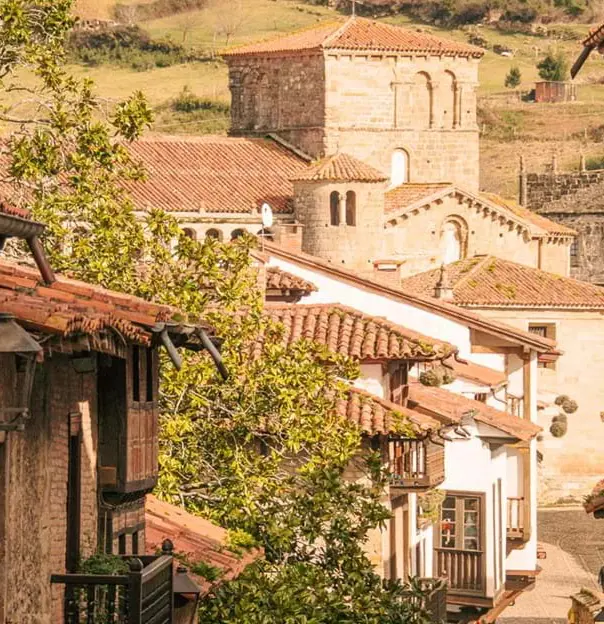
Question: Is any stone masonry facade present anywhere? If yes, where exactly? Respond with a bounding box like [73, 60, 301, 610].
[227, 52, 480, 190]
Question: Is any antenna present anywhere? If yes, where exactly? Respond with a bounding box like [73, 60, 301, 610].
[261, 203, 273, 252]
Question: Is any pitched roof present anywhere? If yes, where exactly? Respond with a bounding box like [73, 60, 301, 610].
[0, 260, 208, 356]
[145, 495, 261, 595]
[265, 266, 317, 296]
[265, 243, 556, 352]
[291, 153, 388, 183]
[407, 383, 541, 441]
[400, 255, 604, 309]
[223, 17, 484, 58]
[263, 303, 456, 360]
[481, 193, 577, 237]
[125, 136, 307, 215]
[448, 358, 507, 389]
[385, 184, 575, 238]
[340, 386, 439, 435]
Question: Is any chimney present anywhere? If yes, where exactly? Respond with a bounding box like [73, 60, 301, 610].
[434, 264, 454, 301]
[373, 259, 403, 287]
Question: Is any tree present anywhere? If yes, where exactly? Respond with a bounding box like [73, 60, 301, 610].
[1, 3, 431, 622]
[505, 66, 521, 88]
[537, 52, 569, 82]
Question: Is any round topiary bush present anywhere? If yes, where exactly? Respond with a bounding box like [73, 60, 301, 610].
[419, 366, 456, 387]
[550, 421, 568, 438]
[552, 413, 568, 424]
[562, 399, 578, 414]
[441, 367, 456, 385]
[555, 394, 569, 406]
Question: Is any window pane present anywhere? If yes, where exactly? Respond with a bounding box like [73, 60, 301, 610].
[463, 498, 480, 550]
[443, 496, 456, 509]
[464, 537, 478, 550]
[464, 498, 479, 511]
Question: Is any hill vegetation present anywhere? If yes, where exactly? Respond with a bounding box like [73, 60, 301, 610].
[43, 0, 604, 196]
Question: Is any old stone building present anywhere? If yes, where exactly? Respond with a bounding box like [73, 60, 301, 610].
[520, 159, 604, 285]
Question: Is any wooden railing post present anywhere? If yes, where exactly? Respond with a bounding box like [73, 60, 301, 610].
[128, 558, 144, 624]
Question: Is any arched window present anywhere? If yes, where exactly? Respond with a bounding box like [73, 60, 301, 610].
[440, 217, 467, 264]
[412, 72, 432, 129]
[391, 149, 409, 187]
[330, 191, 340, 226]
[345, 191, 356, 226]
[183, 227, 196, 240]
[231, 229, 246, 240]
[205, 228, 222, 241]
[443, 71, 457, 129]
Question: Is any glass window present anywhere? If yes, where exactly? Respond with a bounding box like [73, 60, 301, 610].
[330, 191, 340, 226]
[440, 494, 481, 551]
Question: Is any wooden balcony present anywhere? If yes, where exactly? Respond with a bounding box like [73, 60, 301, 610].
[507, 496, 526, 540]
[421, 578, 448, 623]
[435, 549, 485, 595]
[388, 438, 445, 490]
[51, 554, 173, 624]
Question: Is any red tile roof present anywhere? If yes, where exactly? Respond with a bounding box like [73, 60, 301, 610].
[385, 185, 575, 238]
[145, 495, 261, 595]
[265, 243, 557, 353]
[125, 136, 307, 215]
[400, 255, 604, 309]
[223, 17, 484, 58]
[341, 386, 439, 434]
[0, 260, 201, 355]
[385, 183, 453, 214]
[291, 153, 387, 183]
[263, 303, 456, 360]
[265, 266, 317, 296]
[481, 193, 576, 237]
[449, 358, 507, 389]
[0, 201, 30, 220]
[407, 383, 541, 441]
[583, 22, 604, 47]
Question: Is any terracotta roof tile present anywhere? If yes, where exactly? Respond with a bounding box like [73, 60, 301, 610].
[340, 386, 439, 434]
[407, 383, 541, 441]
[385, 183, 454, 214]
[265, 266, 317, 295]
[0, 201, 30, 220]
[449, 358, 507, 388]
[145, 495, 261, 595]
[400, 255, 604, 309]
[0, 260, 207, 353]
[291, 153, 388, 183]
[126, 136, 307, 214]
[223, 17, 484, 58]
[263, 303, 456, 360]
[583, 22, 604, 47]
[481, 193, 576, 237]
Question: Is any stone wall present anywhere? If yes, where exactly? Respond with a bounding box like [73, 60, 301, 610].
[523, 169, 604, 210]
[2, 355, 99, 623]
[227, 53, 327, 157]
[294, 179, 386, 270]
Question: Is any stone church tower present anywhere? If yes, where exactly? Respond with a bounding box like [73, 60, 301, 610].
[223, 17, 484, 190]
[290, 152, 387, 270]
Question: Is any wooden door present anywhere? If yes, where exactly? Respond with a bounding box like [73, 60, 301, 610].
[66, 412, 82, 573]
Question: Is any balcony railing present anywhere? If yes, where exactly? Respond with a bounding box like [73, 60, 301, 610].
[51, 554, 173, 624]
[434, 549, 484, 595]
[507, 496, 525, 540]
[389, 438, 445, 489]
[402, 578, 447, 623]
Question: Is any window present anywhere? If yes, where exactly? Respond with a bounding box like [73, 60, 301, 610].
[206, 229, 222, 241]
[570, 239, 579, 268]
[474, 393, 488, 403]
[441, 218, 467, 264]
[132, 531, 139, 555]
[345, 191, 356, 226]
[231, 229, 246, 240]
[330, 191, 340, 226]
[529, 323, 556, 369]
[391, 149, 409, 187]
[183, 227, 196, 240]
[118, 533, 127, 555]
[440, 494, 481, 551]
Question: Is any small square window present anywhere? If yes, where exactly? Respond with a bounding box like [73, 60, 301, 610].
[529, 323, 557, 370]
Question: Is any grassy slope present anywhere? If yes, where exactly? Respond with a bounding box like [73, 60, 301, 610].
[55, 0, 604, 194]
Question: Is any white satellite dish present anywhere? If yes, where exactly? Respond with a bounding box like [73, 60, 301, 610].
[261, 203, 273, 229]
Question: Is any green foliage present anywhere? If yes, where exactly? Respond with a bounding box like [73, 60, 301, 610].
[78, 552, 130, 575]
[549, 420, 567, 437]
[2, 5, 432, 621]
[562, 399, 578, 414]
[417, 489, 445, 526]
[505, 66, 521, 89]
[172, 86, 229, 114]
[419, 365, 455, 387]
[585, 156, 604, 171]
[537, 52, 569, 82]
[114, 0, 207, 22]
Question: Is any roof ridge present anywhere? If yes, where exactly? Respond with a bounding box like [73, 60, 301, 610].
[454, 256, 491, 290]
[321, 16, 355, 48]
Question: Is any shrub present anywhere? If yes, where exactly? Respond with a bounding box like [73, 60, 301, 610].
[555, 394, 569, 405]
[562, 399, 578, 414]
[468, 34, 488, 48]
[114, 0, 207, 21]
[172, 87, 230, 114]
[552, 413, 568, 424]
[585, 156, 604, 171]
[537, 52, 569, 82]
[550, 420, 568, 437]
[419, 365, 456, 387]
[505, 66, 522, 88]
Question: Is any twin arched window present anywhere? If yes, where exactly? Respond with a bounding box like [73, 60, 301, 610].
[329, 191, 356, 226]
[206, 228, 223, 241]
